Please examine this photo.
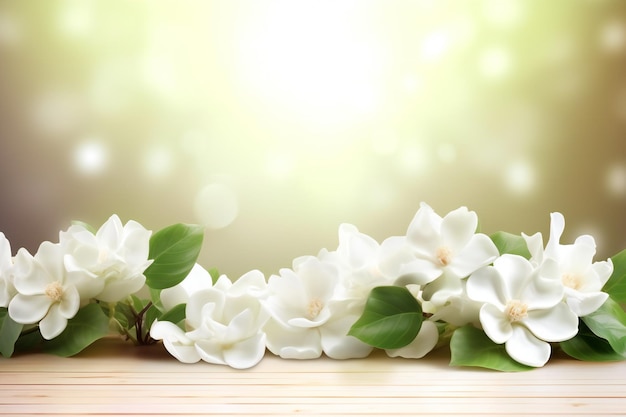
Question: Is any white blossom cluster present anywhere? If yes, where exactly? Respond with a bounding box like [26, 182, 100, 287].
[150, 203, 614, 369]
[0, 215, 152, 340]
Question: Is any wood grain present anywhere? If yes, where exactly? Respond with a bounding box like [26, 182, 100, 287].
[1, 337, 626, 416]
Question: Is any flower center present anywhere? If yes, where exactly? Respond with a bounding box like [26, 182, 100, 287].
[435, 246, 452, 266]
[505, 300, 528, 322]
[562, 273, 582, 290]
[44, 281, 64, 303]
[307, 297, 324, 320]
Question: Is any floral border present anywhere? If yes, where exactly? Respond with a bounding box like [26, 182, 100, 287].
[1, 203, 625, 371]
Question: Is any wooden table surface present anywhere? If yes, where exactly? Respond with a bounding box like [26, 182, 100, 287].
[1, 337, 626, 416]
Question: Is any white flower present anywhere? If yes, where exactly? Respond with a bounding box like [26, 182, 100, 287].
[524, 212, 613, 317]
[8, 242, 82, 340]
[160, 263, 214, 311]
[467, 254, 579, 367]
[262, 256, 372, 360]
[151, 270, 269, 369]
[0, 232, 16, 308]
[61, 214, 152, 302]
[379, 203, 499, 303]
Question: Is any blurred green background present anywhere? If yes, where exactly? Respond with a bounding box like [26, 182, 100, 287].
[0, 0, 624, 278]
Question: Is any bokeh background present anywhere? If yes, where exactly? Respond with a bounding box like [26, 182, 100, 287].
[0, 0, 624, 278]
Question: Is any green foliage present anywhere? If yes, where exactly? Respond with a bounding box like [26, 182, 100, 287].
[159, 303, 186, 326]
[144, 223, 204, 290]
[602, 249, 626, 304]
[0, 308, 23, 358]
[560, 320, 624, 362]
[348, 286, 423, 350]
[208, 267, 220, 285]
[42, 304, 110, 357]
[489, 231, 531, 258]
[449, 326, 532, 371]
[582, 297, 626, 357]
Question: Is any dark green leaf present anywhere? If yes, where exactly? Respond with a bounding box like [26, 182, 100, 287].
[144, 224, 204, 290]
[159, 303, 186, 325]
[490, 231, 531, 258]
[602, 249, 626, 304]
[582, 297, 626, 356]
[348, 286, 422, 350]
[450, 325, 532, 371]
[42, 303, 110, 357]
[560, 320, 624, 362]
[0, 308, 23, 358]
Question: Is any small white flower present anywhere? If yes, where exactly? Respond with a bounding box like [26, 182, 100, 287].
[151, 270, 269, 369]
[524, 212, 613, 316]
[467, 254, 579, 367]
[8, 242, 82, 340]
[0, 232, 16, 308]
[262, 256, 372, 360]
[61, 214, 152, 302]
[379, 203, 499, 303]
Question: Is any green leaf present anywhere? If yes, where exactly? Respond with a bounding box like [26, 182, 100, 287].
[560, 320, 624, 362]
[348, 286, 422, 350]
[450, 325, 532, 371]
[208, 267, 220, 285]
[0, 308, 23, 358]
[71, 220, 96, 234]
[602, 249, 626, 304]
[490, 231, 531, 258]
[144, 224, 204, 290]
[42, 303, 110, 357]
[582, 297, 626, 356]
[159, 303, 186, 325]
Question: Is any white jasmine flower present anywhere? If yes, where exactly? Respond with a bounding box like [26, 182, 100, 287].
[160, 263, 214, 311]
[262, 256, 372, 360]
[379, 203, 499, 300]
[8, 242, 82, 340]
[467, 254, 579, 367]
[524, 212, 613, 317]
[151, 270, 269, 369]
[61, 214, 152, 302]
[0, 232, 16, 307]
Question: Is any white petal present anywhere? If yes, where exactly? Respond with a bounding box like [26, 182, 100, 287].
[448, 234, 499, 278]
[466, 266, 507, 307]
[39, 304, 68, 340]
[523, 302, 579, 342]
[565, 290, 608, 317]
[96, 275, 146, 302]
[479, 303, 512, 344]
[492, 255, 534, 300]
[9, 294, 51, 324]
[406, 203, 442, 257]
[397, 258, 443, 285]
[223, 333, 267, 369]
[592, 259, 614, 288]
[337, 223, 379, 270]
[386, 320, 439, 359]
[319, 313, 373, 359]
[58, 285, 80, 318]
[229, 270, 266, 298]
[12, 248, 49, 295]
[195, 339, 228, 365]
[440, 206, 477, 251]
[522, 232, 544, 265]
[299, 257, 339, 302]
[222, 308, 256, 343]
[263, 319, 322, 359]
[164, 340, 202, 363]
[544, 212, 565, 259]
[150, 320, 192, 343]
[96, 215, 124, 250]
[119, 220, 151, 266]
[186, 289, 224, 329]
[33, 242, 65, 282]
[523, 261, 564, 310]
[0, 232, 11, 267]
[505, 325, 551, 367]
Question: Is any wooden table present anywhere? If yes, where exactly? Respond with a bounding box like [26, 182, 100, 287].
[1, 337, 626, 416]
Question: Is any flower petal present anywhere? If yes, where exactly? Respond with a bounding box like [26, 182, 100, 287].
[319, 313, 373, 359]
[592, 259, 614, 288]
[492, 255, 534, 300]
[195, 339, 228, 365]
[223, 333, 267, 369]
[449, 234, 498, 278]
[12, 249, 49, 295]
[386, 320, 439, 359]
[440, 206, 477, 251]
[9, 294, 51, 324]
[96, 274, 146, 302]
[58, 285, 80, 318]
[505, 325, 551, 367]
[479, 303, 512, 344]
[96, 215, 123, 250]
[523, 302, 579, 342]
[263, 319, 322, 359]
[466, 266, 507, 308]
[421, 273, 463, 306]
[39, 304, 68, 340]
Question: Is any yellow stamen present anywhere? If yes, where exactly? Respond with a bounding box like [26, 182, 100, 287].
[505, 299, 528, 322]
[44, 281, 64, 303]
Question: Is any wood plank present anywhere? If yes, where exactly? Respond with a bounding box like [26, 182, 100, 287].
[1, 338, 626, 416]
